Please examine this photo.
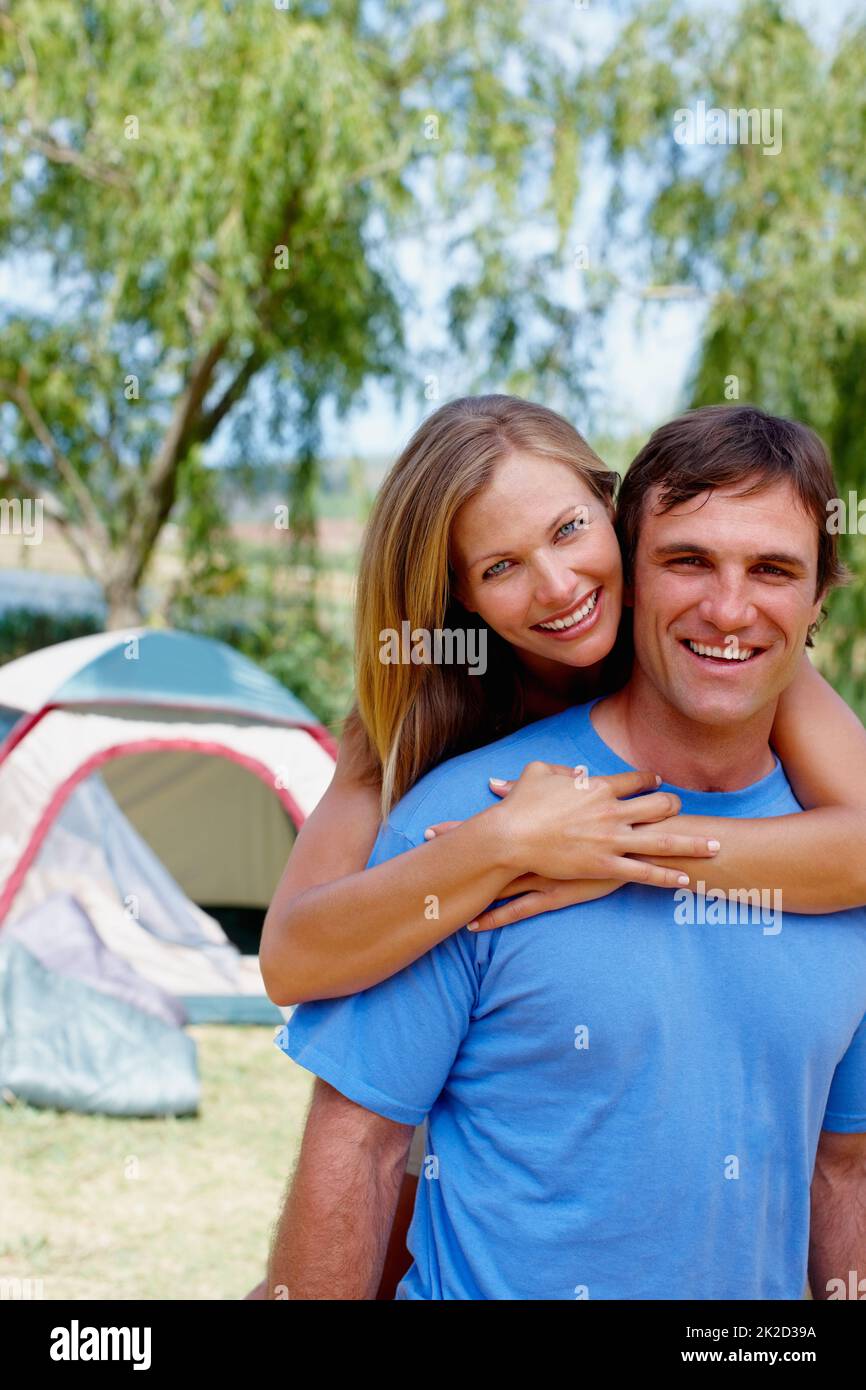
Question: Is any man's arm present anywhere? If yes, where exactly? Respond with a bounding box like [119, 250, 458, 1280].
[267, 1077, 414, 1300]
[808, 1129, 866, 1299]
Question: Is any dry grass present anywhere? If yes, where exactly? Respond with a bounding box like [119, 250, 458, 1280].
[0, 1025, 314, 1300]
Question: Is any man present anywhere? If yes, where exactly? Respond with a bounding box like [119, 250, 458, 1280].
[270, 404, 866, 1299]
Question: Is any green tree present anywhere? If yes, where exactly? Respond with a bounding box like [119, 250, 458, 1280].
[0, 0, 594, 626]
[593, 0, 866, 707]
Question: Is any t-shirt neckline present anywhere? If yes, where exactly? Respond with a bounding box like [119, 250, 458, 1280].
[564, 695, 794, 816]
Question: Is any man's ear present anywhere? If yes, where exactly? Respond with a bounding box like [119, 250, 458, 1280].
[811, 588, 827, 624]
[806, 588, 827, 642]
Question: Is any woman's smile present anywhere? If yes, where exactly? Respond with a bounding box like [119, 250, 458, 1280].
[530, 586, 604, 641]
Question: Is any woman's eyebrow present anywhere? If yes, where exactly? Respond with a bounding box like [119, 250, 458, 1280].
[470, 503, 588, 568]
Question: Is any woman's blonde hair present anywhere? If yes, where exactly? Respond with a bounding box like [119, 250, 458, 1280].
[344, 394, 616, 818]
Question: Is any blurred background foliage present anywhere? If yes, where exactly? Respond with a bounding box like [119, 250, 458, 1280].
[0, 0, 863, 728]
[593, 0, 866, 706]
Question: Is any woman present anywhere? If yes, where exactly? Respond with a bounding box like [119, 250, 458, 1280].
[256, 394, 866, 1299]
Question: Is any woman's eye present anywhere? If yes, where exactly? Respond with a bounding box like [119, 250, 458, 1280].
[556, 516, 587, 540]
[481, 516, 587, 578]
[482, 558, 512, 579]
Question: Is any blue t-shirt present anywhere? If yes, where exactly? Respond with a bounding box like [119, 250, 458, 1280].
[276, 698, 866, 1299]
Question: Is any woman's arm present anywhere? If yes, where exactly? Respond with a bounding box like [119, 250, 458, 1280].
[259, 729, 716, 1004]
[771, 653, 866, 812]
[259, 728, 517, 1003]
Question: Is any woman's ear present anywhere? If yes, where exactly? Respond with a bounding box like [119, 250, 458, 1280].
[450, 569, 477, 615]
[453, 587, 478, 615]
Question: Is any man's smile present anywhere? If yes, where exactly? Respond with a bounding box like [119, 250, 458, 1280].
[679, 636, 769, 668]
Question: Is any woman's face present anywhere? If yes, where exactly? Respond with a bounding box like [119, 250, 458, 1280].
[450, 452, 623, 673]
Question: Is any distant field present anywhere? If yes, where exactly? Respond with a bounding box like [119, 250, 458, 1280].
[0, 1025, 314, 1301]
[0, 509, 361, 644]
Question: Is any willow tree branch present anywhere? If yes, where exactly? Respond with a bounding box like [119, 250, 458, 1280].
[0, 375, 111, 548]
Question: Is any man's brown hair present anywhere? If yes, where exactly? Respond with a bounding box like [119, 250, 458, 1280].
[616, 404, 849, 644]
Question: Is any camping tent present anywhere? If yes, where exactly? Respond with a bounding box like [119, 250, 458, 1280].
[0, 892, 200, 1116]
[0, 629, 337, 1024]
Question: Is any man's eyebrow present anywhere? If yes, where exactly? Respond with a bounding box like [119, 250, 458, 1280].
[470, 503, 588, 568]
[650, 541, 809, 569]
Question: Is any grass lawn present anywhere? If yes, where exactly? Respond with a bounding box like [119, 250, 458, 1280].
[0, 1025, 314, 1300]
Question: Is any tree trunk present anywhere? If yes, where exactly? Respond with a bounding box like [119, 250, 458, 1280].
[104, 580, 145, 631]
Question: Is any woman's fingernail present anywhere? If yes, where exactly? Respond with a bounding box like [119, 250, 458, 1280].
[467, 920, 480, 931]
[489, 777, 507, 788]
[423, 828, 435, 840]
[655, 775, 662, 786]
[677, 874, 690, 885]
[707, 839, 721, 852]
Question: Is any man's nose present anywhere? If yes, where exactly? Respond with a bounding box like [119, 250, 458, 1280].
[697, 575, 758, 633]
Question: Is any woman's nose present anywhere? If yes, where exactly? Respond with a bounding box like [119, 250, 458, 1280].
[532, 556, 579, 608]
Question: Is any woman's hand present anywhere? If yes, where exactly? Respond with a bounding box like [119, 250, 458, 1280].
[424, 761, 720, 886]
[466, 872, 625, 932]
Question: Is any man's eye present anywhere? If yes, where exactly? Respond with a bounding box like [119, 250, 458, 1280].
[755, 565, 788, 577]
[482, 559, 512, 579]
[670, 556, 706, 567]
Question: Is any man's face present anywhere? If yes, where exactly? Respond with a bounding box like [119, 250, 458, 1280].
[630, 479, 825, 726]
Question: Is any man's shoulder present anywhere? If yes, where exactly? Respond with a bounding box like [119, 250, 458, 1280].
[384, 704, 587, 842]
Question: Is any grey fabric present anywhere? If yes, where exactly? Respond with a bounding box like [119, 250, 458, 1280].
[180, 994, 283, 1025]
[0, 936, 199, 1117]
[48, 774, 240, 976]
[5, 893, 187, 1028]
